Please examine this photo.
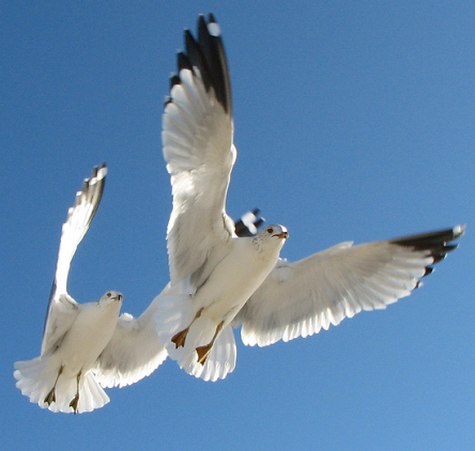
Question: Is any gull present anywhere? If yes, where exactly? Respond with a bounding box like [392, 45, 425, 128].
[156, 14, 464, 382]
[157, 13, 288, 381]
[14, 165, 167, 414]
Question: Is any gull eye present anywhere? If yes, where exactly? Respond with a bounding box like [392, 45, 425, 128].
[266, 227, 274, 234]
[106, 292, 112, 298]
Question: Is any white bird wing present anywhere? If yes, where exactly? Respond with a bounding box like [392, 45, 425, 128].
[41, 164, 107, 356]
[162, 14, 236, 289]
[94, 297, 167, 388]
[236, 225, 465, 347]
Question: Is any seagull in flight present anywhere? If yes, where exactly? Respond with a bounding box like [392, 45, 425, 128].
[14, 165, 167, 413]
[156, 13, 464, 382]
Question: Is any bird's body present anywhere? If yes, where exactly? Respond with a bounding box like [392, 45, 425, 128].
[16, 292, 122, 413]
[158, 226, 287, 380]
[51, 296, 122, 376]
[191, 231, 286, 319]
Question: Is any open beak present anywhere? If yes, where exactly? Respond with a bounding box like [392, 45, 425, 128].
[273, 231, 289, 239]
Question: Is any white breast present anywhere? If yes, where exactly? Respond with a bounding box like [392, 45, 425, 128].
[56, 301, 121, 376]
[194, 236, 283, 322]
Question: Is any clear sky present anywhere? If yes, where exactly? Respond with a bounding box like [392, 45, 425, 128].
[2, 1, 474, 450]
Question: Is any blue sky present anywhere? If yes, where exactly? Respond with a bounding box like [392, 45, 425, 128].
[2, 1, 474, 450]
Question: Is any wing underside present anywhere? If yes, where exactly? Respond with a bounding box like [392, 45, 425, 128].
[237, 225, 464, 347]
[41, 165, 107, 356]
[162, 14, 236, 289]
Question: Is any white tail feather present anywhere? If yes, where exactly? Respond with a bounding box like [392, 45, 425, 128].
[195, 324, 236, 381]
[14, 357, 109, 413]
[155, 292, 237, 381]
[174, 322, 237, 381]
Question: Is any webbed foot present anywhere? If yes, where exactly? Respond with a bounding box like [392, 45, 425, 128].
[171, 329, 189, 348]
[196, 344, 212, 365]
[171, 308, 205, 349]
[195, 320, 225, 365]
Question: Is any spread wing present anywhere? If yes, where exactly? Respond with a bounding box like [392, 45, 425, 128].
[236, 226, 465, 347]
[94, 298, 167, 388]
[162, 14, 236, 290]
[41, 164, 107, 356]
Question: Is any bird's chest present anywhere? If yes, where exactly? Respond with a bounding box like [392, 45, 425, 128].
[196, 244, 277, 319]
[58, 304, 119, 372]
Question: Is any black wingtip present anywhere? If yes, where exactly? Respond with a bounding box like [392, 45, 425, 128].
[84, 164, 107, 189]
[167, 13, 232, 114]
[177, 51, 193, 72]
[391, 224, 465, 275]
[80, 165, 107, 230]
[391, 225, 465, 251]
[169, 74, 181, 90]
[422, 266, 434, 278]
[234, 208, 265, 237]
[164, 96, 172, 108]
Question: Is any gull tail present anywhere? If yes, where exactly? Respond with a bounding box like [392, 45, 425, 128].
[155, 292, 237, 381]
[14, 357, 109, 413]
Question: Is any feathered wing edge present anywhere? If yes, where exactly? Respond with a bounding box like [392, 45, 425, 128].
[162, 13, 236, 289]
[237, 225, 465, 347]
[41, 164, 107, 356]
[165, 13, 231, 114]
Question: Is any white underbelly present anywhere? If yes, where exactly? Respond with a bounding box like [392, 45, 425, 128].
[194, 248, 277, 324]
[57, 303, 119, 375]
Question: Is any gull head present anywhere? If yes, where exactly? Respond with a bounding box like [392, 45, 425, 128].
[253, 224, 288, 257]
[265, 224, 289, 240]
[98, 290, 123, 306]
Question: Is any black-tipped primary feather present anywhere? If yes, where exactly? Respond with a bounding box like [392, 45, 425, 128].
[390, 225, 464, 284]
[84, 163, 107, 229]
[390, 225, 464, 262]
[167, 14, 232, 114]
[177, 52, 193, 72]
[234, 209, 265, 237]
[164, 75, 182, 107]
[196, 14, 232, 113]
[184, 29, 212, 91]
[169, 74, 181, 90]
